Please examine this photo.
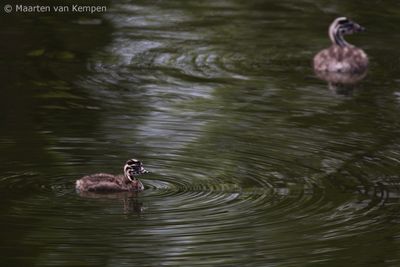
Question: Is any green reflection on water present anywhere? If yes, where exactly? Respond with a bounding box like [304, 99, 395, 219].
[1, 0, 400, 266]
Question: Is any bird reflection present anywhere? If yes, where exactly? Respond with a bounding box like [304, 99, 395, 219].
[77, 191, 144, 214]
[315, 70, 367, 95]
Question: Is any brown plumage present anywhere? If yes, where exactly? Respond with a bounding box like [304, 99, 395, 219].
[75, 159, 147, 193]
[313, 17, 368, 74]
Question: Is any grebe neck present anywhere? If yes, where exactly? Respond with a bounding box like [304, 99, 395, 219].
[329, 24, 350, 47]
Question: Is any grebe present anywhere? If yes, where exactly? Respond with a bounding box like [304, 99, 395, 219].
[76, 159, 148, 193]
[313, 17, 368, 73]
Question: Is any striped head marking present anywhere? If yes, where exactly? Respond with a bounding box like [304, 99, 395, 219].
[329, 17, 365, 47]
[124, 159, 148, 181]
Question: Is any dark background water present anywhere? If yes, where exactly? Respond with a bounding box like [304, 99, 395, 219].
[1, 0, 400, 266]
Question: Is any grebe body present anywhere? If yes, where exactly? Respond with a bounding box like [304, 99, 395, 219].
[76, 159, 147, 193]
[313, 17, 368, 74]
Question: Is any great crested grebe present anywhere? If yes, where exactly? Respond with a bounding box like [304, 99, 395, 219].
[75, 159, 148, 193]
[313, 17, 368, 74]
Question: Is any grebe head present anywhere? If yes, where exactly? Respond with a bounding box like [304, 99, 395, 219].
[124, 159, 148, 181]
[329, 17, 365, 47]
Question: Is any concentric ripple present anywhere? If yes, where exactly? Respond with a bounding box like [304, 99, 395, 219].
[2, 0, 400, 266]
[1, 146, 400, 266]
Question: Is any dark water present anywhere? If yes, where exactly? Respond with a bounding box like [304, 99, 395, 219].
[2, 0, 400, 266]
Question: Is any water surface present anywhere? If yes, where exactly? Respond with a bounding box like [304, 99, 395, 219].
[1, 0, 400, 266]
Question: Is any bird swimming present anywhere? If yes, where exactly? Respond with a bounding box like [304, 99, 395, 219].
[313, 17, 368, 74]
[75, 159, 147, 193]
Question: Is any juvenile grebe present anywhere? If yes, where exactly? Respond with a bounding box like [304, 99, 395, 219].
[75, 159, 148, 193]
[313, 17, 368, 74]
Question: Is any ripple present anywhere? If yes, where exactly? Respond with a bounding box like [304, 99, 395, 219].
[1, 153, 400, 267]
[3, 0, 400, 266]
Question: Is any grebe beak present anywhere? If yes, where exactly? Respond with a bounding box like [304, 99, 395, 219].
[354, 23, 365, 32]
[140, 168, 149, 174]
[132, 166, 148, 175]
